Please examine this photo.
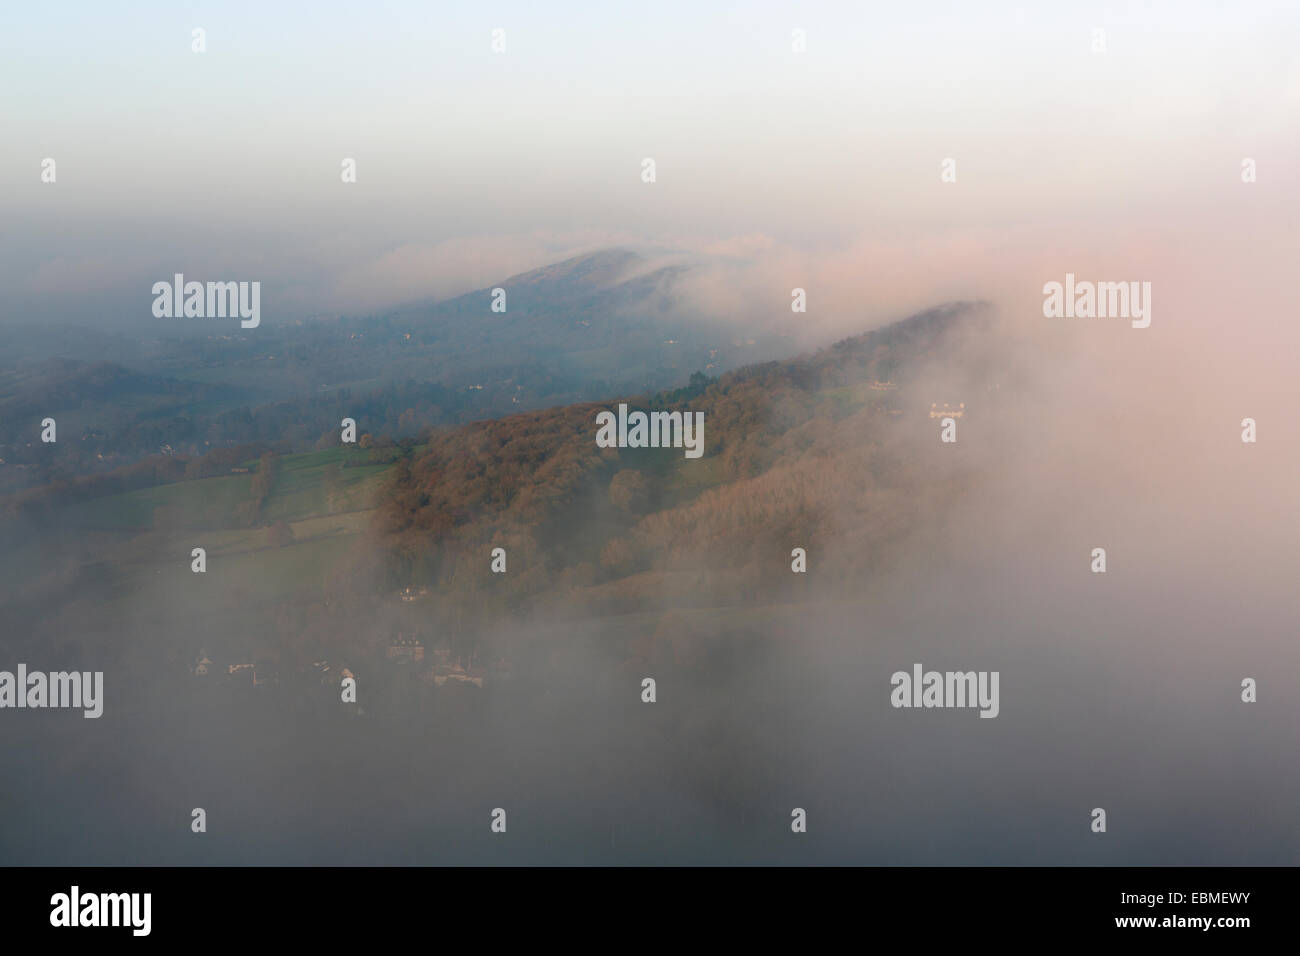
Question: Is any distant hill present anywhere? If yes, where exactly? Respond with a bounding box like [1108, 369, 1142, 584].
[331, 247, 789, 396]
[0, 359, 246, 482]
[0, 249, 791, 492]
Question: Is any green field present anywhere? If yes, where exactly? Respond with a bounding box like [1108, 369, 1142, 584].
[20, 445, 411, 624]
[63, 446, 398, 533]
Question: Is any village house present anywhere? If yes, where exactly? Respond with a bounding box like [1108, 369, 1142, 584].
[386, 638, 425, 663]
[431, 671, 485, 688]
[427, 652, 486, 688]
[228, 662, 255, 686]
[310, 660, 333, 685]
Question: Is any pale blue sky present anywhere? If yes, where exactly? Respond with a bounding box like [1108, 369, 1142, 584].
[1, 1, 1296, 325]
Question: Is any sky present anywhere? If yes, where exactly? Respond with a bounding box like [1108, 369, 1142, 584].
[1, 0, 1297, 328]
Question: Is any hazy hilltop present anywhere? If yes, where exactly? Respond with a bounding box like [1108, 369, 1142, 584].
[330, 247, 790, 408]
[0, 249, 790, 494]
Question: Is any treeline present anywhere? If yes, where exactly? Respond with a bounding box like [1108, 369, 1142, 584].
[0, 440, 268, 521]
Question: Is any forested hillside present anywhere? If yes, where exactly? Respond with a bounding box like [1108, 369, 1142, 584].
[378, 302, 1000, 614]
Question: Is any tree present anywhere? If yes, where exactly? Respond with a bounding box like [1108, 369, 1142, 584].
[608, 469, 650, 515]
[249, 452, 278, 500]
